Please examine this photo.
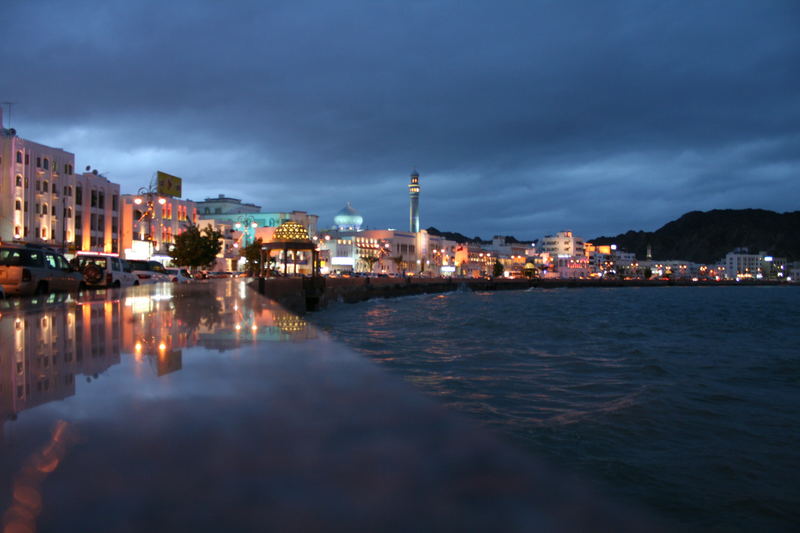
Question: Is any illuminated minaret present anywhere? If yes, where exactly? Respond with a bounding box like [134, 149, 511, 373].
[408, 169, 420, 233]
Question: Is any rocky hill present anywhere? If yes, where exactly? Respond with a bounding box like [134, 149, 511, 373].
[592, 209, 800, 263]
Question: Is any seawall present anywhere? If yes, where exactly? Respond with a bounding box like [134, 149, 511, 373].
[251, 276, 792, 314]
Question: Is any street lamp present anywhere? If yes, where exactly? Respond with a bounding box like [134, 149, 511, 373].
[133, 182, 168, 257]
[233, 215, 259, 247]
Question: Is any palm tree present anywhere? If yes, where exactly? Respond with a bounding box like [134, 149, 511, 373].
[360, 255, 379, 273]
[391, 255, 405, 276]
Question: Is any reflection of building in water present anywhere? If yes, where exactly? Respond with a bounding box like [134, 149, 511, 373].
[2, 281, 320, 438]
[0, 300, 121, 438]
[120, 286, 188, 376]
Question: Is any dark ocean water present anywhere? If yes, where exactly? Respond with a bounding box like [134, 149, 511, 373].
[312, 286, 800, 532]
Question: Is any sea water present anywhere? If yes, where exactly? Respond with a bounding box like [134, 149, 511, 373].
[312, 286, 800, 532]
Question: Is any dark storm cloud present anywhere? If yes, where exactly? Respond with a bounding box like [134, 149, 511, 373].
[1, 0, 798, 238]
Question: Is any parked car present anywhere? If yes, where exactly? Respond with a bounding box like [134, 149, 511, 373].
[76, 253, 139, 289]
[127, 260, 171, 284]
[0, 243, 83, 296]
[165, 268, 192, 283]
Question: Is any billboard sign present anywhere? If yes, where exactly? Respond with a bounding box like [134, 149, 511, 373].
[156, 171, 182, 198]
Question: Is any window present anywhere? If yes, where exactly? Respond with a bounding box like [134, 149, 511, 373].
[41, 227, 47, 239]
[24, 227, 28, 237]
[75, 214, 81, 227]
[25, 177, 28, 187]
[42, 204, 47, 216]
[52, 183, 57, 193]
[16, 175, 22, 187]
[75, 186, 82, 205]
[64, 186, 68, 195]
[43, 159, 49, 170]
[36, 157, 41, 168]
[23, 202, 28, 212]
[91, 190, 97, 207]
[43, 180, 48, 191]
[44, 254, 58, 269]
[51, 205, 56, 216]
[15, 199, 21, 211]
[98, 214, 105, 229]
[90, 214, 96, 231]
[111, 216, 118, 233]
[67, 207, 72, 218]
[64, 164, 69, 174]
[112, 195, 118, 210]
[35, 181, 40, 192]
[14, 226, 20, 237]
[16, 151, 22, 164]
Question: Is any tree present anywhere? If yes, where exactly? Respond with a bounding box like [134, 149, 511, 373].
[169, 224, 223, 271]
[391, 255, 405, 275]
[493, 259, 504, 278]
[360, 254, 379, 273]
[241, 238, 263, 276]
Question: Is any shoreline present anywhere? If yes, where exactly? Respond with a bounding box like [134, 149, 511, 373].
[251, 276, 796, 314]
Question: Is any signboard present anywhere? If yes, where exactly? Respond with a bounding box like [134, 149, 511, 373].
[156, 171, 182, 198]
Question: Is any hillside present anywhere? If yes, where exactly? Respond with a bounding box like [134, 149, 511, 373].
[592, 209, 800, 263]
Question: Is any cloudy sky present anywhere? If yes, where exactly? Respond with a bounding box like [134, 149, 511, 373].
[2, 0, 798, 239]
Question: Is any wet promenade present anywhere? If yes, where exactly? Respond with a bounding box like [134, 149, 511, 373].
[0, 280, 665, 532]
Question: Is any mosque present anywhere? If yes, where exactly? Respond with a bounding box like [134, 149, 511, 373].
[318, 170, 458, 276]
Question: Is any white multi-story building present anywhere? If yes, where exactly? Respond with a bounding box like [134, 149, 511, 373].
[1, 112, 120, 254]
[539, 231, 585, 257]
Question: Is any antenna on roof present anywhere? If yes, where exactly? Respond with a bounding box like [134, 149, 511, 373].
[1, 102, 14, 129]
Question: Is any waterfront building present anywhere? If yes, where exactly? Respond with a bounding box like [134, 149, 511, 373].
[408, 169, 420, 233]
[722, 248, 786, 280]
[0, 113, 121, 254]
[318, 201, 456, 275]
[454, 243, 494, 277]
[485, 235, 534, 258]
[194, 194, 261, 216]
[539, 231, 585, 258]
[72, 171, 121, 254]
[362, 229, 457, 276]
[120, 194, 198, 263]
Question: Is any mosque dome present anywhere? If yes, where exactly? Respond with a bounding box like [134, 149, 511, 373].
[333, 202, 363, 230]
[273, 220, 312, 243]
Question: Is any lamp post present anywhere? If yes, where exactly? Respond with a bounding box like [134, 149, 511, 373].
[233, 215, 259, 247]
[133, 183, 167, 258]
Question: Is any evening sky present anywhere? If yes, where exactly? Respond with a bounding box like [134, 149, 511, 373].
[2, 0, 798, 239]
